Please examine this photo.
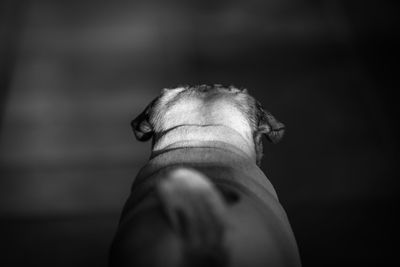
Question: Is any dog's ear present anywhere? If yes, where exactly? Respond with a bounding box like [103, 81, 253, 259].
[131, 101, 155, 142]
[256, 102, 285, 144]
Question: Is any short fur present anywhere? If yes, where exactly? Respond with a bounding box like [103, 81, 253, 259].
[131, 84, 285, 165]
[110, 85, 298, 267]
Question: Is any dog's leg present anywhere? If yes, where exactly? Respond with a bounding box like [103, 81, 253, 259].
[157, 168, 229, 267]
[109, 168, 229, 267]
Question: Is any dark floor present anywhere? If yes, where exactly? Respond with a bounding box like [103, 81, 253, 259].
[0, 0, 398, 266]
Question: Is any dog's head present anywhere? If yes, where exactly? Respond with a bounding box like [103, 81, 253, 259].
[131, 84, 285, 165]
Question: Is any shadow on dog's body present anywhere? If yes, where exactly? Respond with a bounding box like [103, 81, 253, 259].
[109, 85, 301, 267]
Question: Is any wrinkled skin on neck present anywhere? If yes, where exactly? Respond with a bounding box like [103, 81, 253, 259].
[132, 85, 285, 165]
[151, 88, 257, 161]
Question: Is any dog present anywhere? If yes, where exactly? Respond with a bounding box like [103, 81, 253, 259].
[109, 85, 301, 267]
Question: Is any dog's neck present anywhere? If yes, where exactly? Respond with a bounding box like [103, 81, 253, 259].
[151, 124, 257, 161]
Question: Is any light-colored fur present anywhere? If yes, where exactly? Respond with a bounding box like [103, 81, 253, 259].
[151, 87, 256, 157]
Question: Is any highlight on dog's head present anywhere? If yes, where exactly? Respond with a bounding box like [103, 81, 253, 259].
[131, 84, 284, 164]
[131, 84, 248, 142]
[130, 86, 187, 142]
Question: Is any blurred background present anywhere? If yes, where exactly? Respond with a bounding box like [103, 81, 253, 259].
[0, 0, 398, 266]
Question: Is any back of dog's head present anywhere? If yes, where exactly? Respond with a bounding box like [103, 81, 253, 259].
[131, 85, 285, 163]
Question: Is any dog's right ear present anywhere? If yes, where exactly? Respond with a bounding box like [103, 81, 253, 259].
[256, 102, 285, 144]
[131, 101, 155, 142]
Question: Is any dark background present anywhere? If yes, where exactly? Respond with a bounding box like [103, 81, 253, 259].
[0, 0, 398, 266]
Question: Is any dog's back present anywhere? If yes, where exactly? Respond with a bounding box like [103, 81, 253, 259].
[110, 145, 300, 267]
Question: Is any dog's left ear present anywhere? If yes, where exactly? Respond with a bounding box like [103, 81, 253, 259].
[131, 100, 155, 142]
[256, 102, 285, 144]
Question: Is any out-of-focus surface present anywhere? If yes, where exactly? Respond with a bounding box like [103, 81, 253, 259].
[0, 0, 398, 266]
